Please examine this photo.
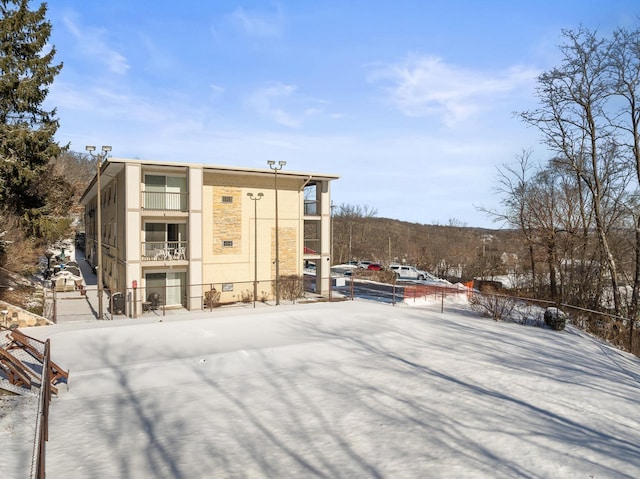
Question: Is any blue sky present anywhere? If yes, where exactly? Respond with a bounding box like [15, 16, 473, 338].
[44, 1, 639, 228]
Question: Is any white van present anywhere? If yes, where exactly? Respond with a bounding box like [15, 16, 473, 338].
[389, 264, 426, 280]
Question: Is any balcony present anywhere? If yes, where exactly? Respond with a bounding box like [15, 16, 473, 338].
[141, 241, 188, 261]
[143, 191, 188, 211]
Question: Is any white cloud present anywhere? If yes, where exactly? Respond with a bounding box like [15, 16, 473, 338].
[369, 55, 538, 127]
[138, 33, 174, 71]
[228, 6, 284, 38]
[49, 78, 207, 145]
[246, 83, 299, 127]
[62, 15, 129, 75]
[209, 84, 225, 100]
[245, 83, 324, 128]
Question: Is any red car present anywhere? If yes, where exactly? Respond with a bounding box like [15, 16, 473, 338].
[367, 263, 383, 271]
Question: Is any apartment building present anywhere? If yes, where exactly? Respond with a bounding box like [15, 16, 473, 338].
[80, 158, 338, 313]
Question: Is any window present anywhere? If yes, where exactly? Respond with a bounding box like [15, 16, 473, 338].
[222, 240, 234, 248]
[222, 283, 233, 292]
[221, 195, 233, 204]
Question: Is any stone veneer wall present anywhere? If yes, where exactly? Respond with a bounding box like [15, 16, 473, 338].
[272, 227, 297, 276]
[0, 300, 53, 328]
[212, 186, 242, 255]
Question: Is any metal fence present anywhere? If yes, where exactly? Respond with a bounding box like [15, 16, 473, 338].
[404, 284, 471, 301]
[48, 278, 319, 321]
[468, 291, 640, 357]
[554, 302, 638, 356]
[47, 275, 478, 321]
[45, 275, 638, 356]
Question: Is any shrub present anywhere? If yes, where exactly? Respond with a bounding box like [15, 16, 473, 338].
[204, 288, 221, 308]
[469, 292, 516, 321]
[280, 275, 304, 303]
[239, 290, 253, 303]
[376, 270, 398, 284]
[509, 302, 545, 327]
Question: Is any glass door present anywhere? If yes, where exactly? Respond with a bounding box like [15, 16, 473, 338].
[166, 272, 185, 306]
[144, 272, 186, 307]
[166, 176, 187, 210]
[145, 175, 166, 209]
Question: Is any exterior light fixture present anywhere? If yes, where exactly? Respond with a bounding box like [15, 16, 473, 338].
[247, 192, 264, 308]
[268, 160, 286, 304]
[85, 145, 112, 320]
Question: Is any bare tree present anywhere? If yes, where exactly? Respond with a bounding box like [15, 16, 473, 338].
[520, 27, 628, 314]
[609, 26, 640, 324]
[332, 203, 378, 263]
[486, 150, 540, 293]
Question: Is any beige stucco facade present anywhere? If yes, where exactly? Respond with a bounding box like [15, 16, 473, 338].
[80, 159, 338, 314]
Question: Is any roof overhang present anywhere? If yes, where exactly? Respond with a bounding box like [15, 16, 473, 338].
[79, 158, 339, 205]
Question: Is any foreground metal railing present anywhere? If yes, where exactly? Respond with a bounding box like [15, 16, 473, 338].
[30, 339, 51, 479]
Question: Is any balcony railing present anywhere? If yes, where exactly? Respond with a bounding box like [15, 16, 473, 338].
[304, 200, 319, 216]
[142, 241, 188, 261]
[143, 191, 188, 211]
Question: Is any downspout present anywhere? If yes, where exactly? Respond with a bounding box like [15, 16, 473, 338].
[299, 175, 313, 191]
[299, 176, 312, 277]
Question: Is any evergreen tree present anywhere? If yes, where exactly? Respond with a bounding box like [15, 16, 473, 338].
[0, 0, 64, 216]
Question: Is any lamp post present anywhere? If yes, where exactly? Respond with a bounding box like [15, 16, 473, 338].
[86, 145, 112, 321]
[267, 160, 286, 305]
[247, 192, 263, 308]
[330, 202, 336, 302]
[44, 250, 53, 272]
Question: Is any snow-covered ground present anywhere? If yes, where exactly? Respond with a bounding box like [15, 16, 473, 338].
[7, 297, 640, 478]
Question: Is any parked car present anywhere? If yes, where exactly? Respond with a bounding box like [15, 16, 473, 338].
[330, 265, 356, 277]
[389, 264, 426, 280]
[358, 261, 373, 269]
[367, 263, 383, 271]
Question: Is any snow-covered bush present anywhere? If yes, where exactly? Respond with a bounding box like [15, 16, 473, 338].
[544, 307, 567, 331]
[507, 302, 547, 327]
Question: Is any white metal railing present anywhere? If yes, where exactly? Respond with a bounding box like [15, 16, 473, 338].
[141, 241, 188, 261]
[142, 191, 188, 211]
